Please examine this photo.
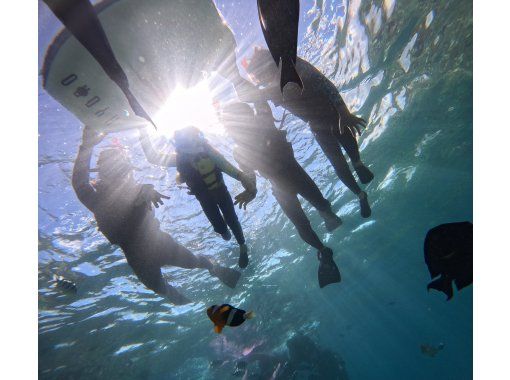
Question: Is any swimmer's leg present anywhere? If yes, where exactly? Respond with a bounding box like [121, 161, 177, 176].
[130, 263, 191, 305]
[291, 164, 342, 232]
[159, 235, 241, 289]
[196, 193, 231, 240]
[272, 187, 324, 251]
[313, 128, 371, 218]
[336, 128, 374, 184]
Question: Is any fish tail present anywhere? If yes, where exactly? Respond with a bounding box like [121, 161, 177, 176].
[244, 311, 255, 320]
[280, 57, 303, 92]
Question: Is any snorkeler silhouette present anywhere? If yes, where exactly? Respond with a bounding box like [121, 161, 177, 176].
[221, 102, 341, 288]
[243, 47, 373, 219]
[72, 126, 240, 305]
[138, 126, 256, 268]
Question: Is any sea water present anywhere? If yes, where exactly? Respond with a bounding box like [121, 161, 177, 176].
[38, 0, 473, 379]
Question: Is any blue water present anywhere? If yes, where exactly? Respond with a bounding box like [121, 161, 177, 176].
[38, 0, 473, 379]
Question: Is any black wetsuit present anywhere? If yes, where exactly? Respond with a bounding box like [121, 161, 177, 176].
[233, 120, 334, 250]
[176, 150, 246, 246]
[138, 132, 246, 246]
[250, 55, 365, 195]
[72, 143, 212, 296]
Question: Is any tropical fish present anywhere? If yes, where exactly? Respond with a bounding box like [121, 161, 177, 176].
[207, 304, 255, 333]
[420, 342, 444, 357]
[42, 0, 155, 127]
[53, 274, 77, 294]
[424, 221, 473, 300]
[257, 0, 303, 91]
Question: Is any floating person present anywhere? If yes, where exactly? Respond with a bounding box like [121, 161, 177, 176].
[220, 102, 341, 288]
[72, 125, 240, 305]
[42, 0, 155, 127]
[257, 0, 303, 91]
[138, 126, 256, 268]
[420, 342, 445, 358]
[207, 304, 255, 334]
[424, 221, 473, 300]
[53, 274, 77, 294]
[242, 47, 373, 218]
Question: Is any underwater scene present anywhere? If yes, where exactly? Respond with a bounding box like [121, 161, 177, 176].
[38, 0, 473, 379]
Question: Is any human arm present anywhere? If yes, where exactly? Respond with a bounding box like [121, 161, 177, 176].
[71, 125, 103, 210]
[232, 148, 258, 210]
[207, 146, 256, 193]
[138, 127, 177, 167]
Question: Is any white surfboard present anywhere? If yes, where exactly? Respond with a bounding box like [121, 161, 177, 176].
[42, 0, 237, 132]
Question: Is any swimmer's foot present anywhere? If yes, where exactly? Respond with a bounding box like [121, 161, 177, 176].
[358, 191, 371, 218]
[221, 230, 232, 241]
[319, 210, 343, 232]
[210, 265, 241, 289]
[317, 247, 341, 288]
[238, 244, 249, 269]
[165, 285, 191, 305]
[354, 162, 374, 184]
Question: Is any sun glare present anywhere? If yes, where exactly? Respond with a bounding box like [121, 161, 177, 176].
[153, 81, 222, 137]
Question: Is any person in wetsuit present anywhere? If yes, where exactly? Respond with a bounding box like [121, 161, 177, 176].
[72, 126, 241, 305]
[138, 126, 255, 268]
[220, 102, 342, 288]
[243, 47, 373, 218]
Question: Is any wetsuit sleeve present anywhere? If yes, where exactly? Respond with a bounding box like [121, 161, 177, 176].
[208, 146, 243, 181]
[233, 148, 257, 185]
[71, 144, 97, 211]
[138, 128, 177, 167]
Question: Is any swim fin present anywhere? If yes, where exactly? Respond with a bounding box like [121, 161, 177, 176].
[238, 244, 249, 269]
[280, 57, 303, 92]
[427, 275, 454, 301]
[317, 247, 341, 288]
[211, 265, 241, 289]
[358, 191, 372, 218]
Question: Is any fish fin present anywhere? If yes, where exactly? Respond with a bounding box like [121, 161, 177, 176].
[427, 276, 454, 300]
[244, 311, 255, 320]
[214, 325, 223, 334]
[219, 305, 231, 314]
[280, 57, 303, 92]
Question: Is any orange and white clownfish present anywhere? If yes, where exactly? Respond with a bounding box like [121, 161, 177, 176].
[207, 304, 255, 334]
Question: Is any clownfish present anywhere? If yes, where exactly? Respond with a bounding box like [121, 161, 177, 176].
[207, 304, 255, 333]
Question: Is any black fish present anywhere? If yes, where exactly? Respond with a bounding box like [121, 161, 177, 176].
[42, 0, 155, 128]
[424, 221, 473, 300]
[53, 275, 78, 294]
[257, 0, 303, 91]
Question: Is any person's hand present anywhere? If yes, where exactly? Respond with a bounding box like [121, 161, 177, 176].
[234, 190, 256, 210]
[139, 184, 170, 210]
[81, 125, 105, 147]
[339, 113, 367, 136]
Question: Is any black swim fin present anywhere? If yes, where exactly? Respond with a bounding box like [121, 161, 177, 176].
[427, 275, 454, 301]
[211, 265, 241, 289]
[317, 247, 341, 288]
[280, 57, 303, 92]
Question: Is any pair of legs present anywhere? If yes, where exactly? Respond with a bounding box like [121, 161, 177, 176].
[269, 162, 341, 251]
[195, 185, 249, 268]
[270, 163, 342, 288]
[311, 117, 373, 218]
[124, 232, 240, 304]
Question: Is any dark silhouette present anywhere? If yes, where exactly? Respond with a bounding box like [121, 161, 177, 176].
[257, 0, 303, 90]
[221, 102, 341, 288]
[243, 47, 373, 218]
[138, 126, 255, 268]
[72, 126, 240, 305]
[424, 221, 473, 300]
